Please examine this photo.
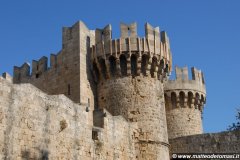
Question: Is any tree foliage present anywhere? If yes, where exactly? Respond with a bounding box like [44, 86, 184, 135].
[227, 108, 240, 131]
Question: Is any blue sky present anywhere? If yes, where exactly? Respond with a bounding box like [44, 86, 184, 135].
[0, 0, 239, 133]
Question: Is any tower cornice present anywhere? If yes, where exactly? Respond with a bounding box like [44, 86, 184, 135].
[90, 22, 172, 82]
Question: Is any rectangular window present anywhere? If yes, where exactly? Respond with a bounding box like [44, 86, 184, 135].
[92, 130, 98, 140]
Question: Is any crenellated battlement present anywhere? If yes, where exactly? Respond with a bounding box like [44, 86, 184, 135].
[11, 21, 97, 104]
[13, 22, 82, 84]
[91, 22, 172, 82]
[13, 62, 30, 83]
[13, 55, 52, 83]
[164, 66, 206, 111]
[32, 56, 48, 78]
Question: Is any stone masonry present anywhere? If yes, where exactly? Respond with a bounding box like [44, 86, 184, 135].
[0, 21, 239, 160]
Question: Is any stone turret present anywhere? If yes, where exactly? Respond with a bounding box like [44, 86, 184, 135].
[91, 22, 172, 160]
[164, 66, 206, 139]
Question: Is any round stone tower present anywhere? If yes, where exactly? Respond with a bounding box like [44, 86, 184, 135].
[164, 66, 206, 139]
[91, 22, 172, 159]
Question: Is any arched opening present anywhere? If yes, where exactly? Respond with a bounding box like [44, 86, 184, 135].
[158, 59, 164, 78]
[188, 92, 193, 108]
[171, 92, 177, 109]
[159, 59, 164, 72]
[92, 61, 100, 82]
[164, 64, 169, 73]
[141, 54, 149, 76]
[120, 54, 127, 76]
[195, 93, 200, 109]
[201, 94, 205, 103]
[179, 91, 185, 107]
[109, 56, 116, 77]
[164, 93, 170, 111]
[99, 59, 107, 79]
[131, 54, 137, 76]
[150, 56, 158, 78]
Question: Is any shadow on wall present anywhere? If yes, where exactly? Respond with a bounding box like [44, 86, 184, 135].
[86, 35, 98, 109]
[21, 149, 49, 160]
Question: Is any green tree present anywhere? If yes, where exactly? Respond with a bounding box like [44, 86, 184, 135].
[227, 108, 240, 131]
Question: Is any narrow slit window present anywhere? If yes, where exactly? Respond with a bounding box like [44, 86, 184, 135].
[68, 84, 71, 95]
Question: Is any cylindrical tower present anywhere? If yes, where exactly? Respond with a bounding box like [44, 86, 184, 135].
[164, 66, 206, 139]
[91, 22, 172, 159]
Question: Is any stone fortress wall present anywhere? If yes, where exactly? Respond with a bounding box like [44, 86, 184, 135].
[0, 21, 240, 160]
[170, 131, 240, 153]
[0, 75, 137, 160]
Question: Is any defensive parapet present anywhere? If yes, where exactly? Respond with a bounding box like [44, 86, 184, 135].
[13, 62, 30, 83]
[91, 22, 172, 160]
[164, 66, 206, 139]
[13, 56, 53, 83]
[32, 56, 48, 78]
[12, 21, 96, 107]
[13, 54, 59, 82]
[91, 22, 172, 82]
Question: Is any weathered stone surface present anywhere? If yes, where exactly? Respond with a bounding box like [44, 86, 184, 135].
[170, 131, 240, 153]
[0, 78, 137, 159]
[97, 76, 169, 159]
